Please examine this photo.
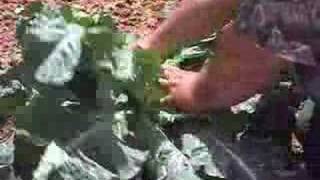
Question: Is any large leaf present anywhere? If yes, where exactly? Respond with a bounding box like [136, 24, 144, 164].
[68, 118, 149, 180]
[181, 134, 224, 179]
[18, 5, 85, 87]
[134, 114, 202, 180]
[33, 142, 118, 180]
[34, 24, 84, 86]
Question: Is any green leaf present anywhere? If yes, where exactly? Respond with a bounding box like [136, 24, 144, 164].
[181, 134, 224, 179]
[24, 16, 67, 43]
[134, 114, 203, 180]
[111, 48, 135, 81]
[180, 46, 209, 63]
[33, 141, 119, 180]
[133, 50, 165, 107]
[164, 45, 212, 68]
[34, 24, 84, 86]
[71, 9, 94, 27]
[19, 10, 85, 86]
[94, 13, 115, 28]
[112, 108, 136, 141]
[163, 34, 216, 69]
[134, 50, 161, 83]
[62, 6, 115, 28]
[25, 1, 44, 15]
[0, 79, 29, 115]
[61, 6, 73, 23]
[68, 119, 148, 180]
[85, 26, 114, 61]
[157, 111, 189, 126]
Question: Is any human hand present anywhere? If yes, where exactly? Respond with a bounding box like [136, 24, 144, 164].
[159, 65, 211, 115]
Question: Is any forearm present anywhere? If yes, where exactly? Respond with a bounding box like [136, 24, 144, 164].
[140, 0, 238, 55]
[203, 23, 285, 110]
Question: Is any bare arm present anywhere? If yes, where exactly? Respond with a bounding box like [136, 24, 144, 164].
[203, 23, 288, 110]
[136, 0, 238, 56]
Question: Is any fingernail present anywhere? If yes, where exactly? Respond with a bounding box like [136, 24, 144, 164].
[158, 78, 169, 86]
[160, 95, 173, 105]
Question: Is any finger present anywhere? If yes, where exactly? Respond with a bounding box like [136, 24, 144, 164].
[158, 78, 170, 92]
[161, 64, 180, 72]
[159, 77, 177, 86]
[159, 78, 170, 89]
[158, 78, 169, 86]
[160, 95, 175, 107]
[160, 65, 170, 78]
[160, 65, 180, 79]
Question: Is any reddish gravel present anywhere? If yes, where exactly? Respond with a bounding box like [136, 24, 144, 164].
[0, 0, 180, 70]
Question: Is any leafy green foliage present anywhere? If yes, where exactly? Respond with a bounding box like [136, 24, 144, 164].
[163, 33, 215, 68]
[14, 2, 225, 180]
[17, 4, 85, 86]
[181, 134, 224, 179]
[33, 23, 84, 86]
[33, 142, 118, 180]
[0, 79, 29, 115]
